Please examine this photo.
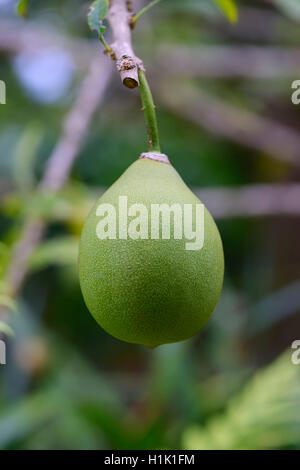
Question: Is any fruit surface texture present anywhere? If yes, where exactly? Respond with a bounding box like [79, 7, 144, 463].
[79, 158, 224, 348]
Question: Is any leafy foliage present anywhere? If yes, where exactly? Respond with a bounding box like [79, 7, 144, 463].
[183, 352, 300, 450]
[87, 0, 110, 49]
[29, 237, 79, 271]
[0, 320, 14, 337]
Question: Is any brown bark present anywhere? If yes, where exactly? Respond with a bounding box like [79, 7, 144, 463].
[108, 0, 144, 88]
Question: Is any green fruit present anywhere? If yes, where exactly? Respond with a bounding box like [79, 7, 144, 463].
[79, 155, 224, 348]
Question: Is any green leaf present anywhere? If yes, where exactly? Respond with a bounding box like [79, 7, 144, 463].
[15, 0, 29, 18]
[212, 0, 238, 23]
[24, 192, 64, 221]
[272, 0, 300, 22]
[0, 320, 15, 337]
[183, 351, 300, 450]
[29, 237, 79, 271]
[87, 0, 109, 37]
[0, 295, 17, 314]
[0, 391, 58, 448]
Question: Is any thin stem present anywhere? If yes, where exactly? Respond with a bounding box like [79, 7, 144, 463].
[99, 35, 112, 54]
[138, 69, 161, 153]
[131, 0, 162, 26]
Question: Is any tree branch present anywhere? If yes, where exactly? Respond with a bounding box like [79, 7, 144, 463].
[157, 45, 300, 78]
[64, 183, 300, 219]
[108, 0, 144, 88]
[158, 83, 300, 168]
[40, 59, 113, 191]
[2, 20, 300, 80]
[195, 184, 300, 218]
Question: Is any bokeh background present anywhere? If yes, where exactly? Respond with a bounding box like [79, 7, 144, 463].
[1, 0, 300, 450]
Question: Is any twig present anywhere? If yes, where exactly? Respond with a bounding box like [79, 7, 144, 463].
[157, 45, 300, 78]
[40, 60, 112, 191]
[3, 220, 45, 301]
[108, 0, 161, 152]
[108, 0, 144, 88]
[1, 58, 112, 310]
[3, 20, 300, 80]
[88, 183, 300, 218]
[195, 184, 300, 218]
[159, 83, 300, 168]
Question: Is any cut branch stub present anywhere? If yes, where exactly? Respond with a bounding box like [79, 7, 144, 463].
[116, 54, 139, 88]
[108, 0, 143, 89]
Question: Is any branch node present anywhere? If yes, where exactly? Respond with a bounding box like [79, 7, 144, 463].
[126, 1, 133, 12]
[116, 55, 136, 71]
[108, 0, 141, 88]
[129, 14, 136, 30]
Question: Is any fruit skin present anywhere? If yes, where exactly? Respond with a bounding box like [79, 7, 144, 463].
[79, 158, 224, 348]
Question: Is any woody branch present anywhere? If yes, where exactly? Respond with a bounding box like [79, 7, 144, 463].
[108, 0, 144, 89]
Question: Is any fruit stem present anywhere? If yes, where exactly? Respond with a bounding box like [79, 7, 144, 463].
[138, 69, 161, 153]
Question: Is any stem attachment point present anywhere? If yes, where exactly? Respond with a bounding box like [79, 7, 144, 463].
[139, 152, 170, 164]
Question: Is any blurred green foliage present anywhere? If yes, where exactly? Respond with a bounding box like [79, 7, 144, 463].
[0, 0, 300, 450]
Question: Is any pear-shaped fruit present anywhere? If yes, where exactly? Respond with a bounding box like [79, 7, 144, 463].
[79, 156, 224, 348]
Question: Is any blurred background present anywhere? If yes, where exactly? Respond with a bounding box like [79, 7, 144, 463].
[0, 0, 300, 450]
